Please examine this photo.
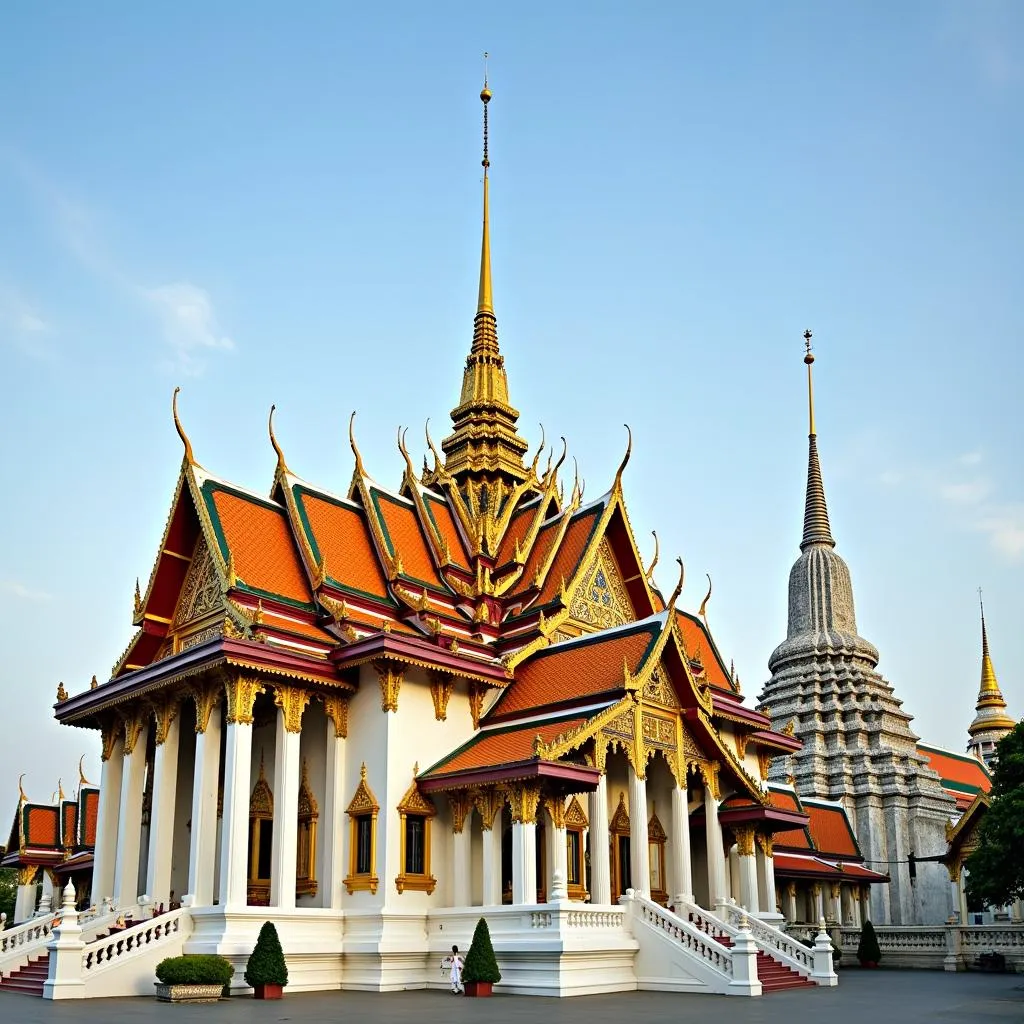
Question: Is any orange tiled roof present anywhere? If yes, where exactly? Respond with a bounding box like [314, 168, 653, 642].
[802, 800, 860, 859]
[497, 498, 540, 565]
[423, 715, 592, 777]
[535, 506, 602, 605]
[510, 515, 562, 597]
[62, 803, 77, 847]
[489, 619, 661, 719]
[207, 486, 312, 605]
[25, 806, 60, 848]
[296, 488, 390, 601]
[80, 789, 98, 847]
[769, 787, 813, 850]
[426, 495, 470, 570]
[373, 489, 443, 589]
[917, 743, 992, 800]
[676, 611, 732, 690]
[260, 608, 338, 645]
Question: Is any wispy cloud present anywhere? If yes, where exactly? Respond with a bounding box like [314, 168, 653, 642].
[0, 286, 56, 360]
[972, 506, 1024, 558]
[939, 478, 991, 505]
[1, 578, 53, 603]
[2, 149, 236, 375]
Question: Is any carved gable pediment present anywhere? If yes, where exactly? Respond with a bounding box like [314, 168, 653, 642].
[569, 539, 632, 633]
[250, 756, 273, 820]
[565, 794, 588, 829]
[643, 661, 680, 708]
[610, 791, 631, 834]
[172, 534, 223, 632]
[397, 776, 437, 818]
[346, 764, 380, 816]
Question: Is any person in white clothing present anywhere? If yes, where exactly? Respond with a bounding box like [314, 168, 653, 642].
[442, 944, 464, 994]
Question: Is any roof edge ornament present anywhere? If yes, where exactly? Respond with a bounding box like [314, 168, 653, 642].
[172, 386, 200, 467]
[667, 556, 685, 610]
[349, 411, 367, 478]
[698, 573, 713, 624]
[645, 530, 659, 583]
[79, 755, 94, 788]
[269, 404, 290, 476]
[613, 424, 632, 493]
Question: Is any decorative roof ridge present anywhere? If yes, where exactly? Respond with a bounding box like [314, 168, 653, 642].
[292, 477, 363, 511]
[528, 609, 667, 655]
[478, 698, 617, 733]
[200, 472, 289, 511]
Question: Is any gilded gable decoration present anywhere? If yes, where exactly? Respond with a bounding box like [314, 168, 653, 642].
[296, 758, 319, 898]
[568, 540, 631, 632]
[172, 534, 223, 632]
[643, 663, 679, 708]
[192, 683, 221, 734]
[152, 694, 181, 745]
[346, 763, 379, 817]
[564, 795, 588, 829]
[395, 771, 437, 894]
[609, 791, 631, 834]
[298, 759, 319, 817]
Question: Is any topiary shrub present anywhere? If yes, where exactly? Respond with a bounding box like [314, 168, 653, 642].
[156, 955, 234, 986]
[462, 916, 501, 985]
[244, 921, 289, 988]
[856, 919, 881, 966]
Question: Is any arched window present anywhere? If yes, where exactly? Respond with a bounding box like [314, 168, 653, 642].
[344, 763, 379, 895]
[564, 795, 589, 901]
[247, 754, 273, 906]
[648, 807, 668, 906]
[296, 758, 319, 898]
[395, 773, 437, 894]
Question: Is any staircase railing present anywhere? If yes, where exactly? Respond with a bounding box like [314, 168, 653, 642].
[635, 895, 736, 982]
[713, 900, 814, 976]
[1, 914, 56, 959]
[81, 908, 188, 977]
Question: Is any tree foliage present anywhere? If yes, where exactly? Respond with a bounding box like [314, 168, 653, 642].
[462, 916, 501, 984]
[0, 867, 15, 922]
[965, 723, 1024, 908]
[856, 920, 881, 965]
[244, 921, 289, 988]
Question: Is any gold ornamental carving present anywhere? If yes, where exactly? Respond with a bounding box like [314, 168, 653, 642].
[757, 750, 773, 781]
[429, 672, 455, 722]
[100, 721, 120, 762]
[507, 782, 542, 825]
[17, 865, 40, 886]
[642, 664, 679, 708]
[172, 535, 223, 630]
[374, 661, 404, 714]
[225, 673, 264, 724]
[122, 710, 147, 756]
[450, 791, 473, 834]
[468, 683, 484, 729]
[568, 540, 632, 631]
[323, 694, 349, 739]
[564, 795, 588, 829]
[544, 795, 566, 830]
[811, 882, 822, 897]
[830, 883, 842, 900]
[192, 683, 221, 734]
[273, 684, 310, 733]
[786, 880, 797, 898]
[735, 731, 749, 760]
[755, 832, 774, 857]
[152, 694, 182, 746]
[641, 713, 676, 750]
[474, 787, 505, 831]
[346, 763, 380, 816]
[733, 825, 756, 857]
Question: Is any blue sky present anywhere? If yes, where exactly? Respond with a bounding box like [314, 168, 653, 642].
[1, 2, 1021, 829]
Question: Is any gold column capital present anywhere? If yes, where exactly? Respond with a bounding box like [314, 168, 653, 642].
[152, 693, 182, 746]
[429, 672, 455, 722]
[191, 682, 221, 734]
[733, 825, 756, 857]
[100, 720, 121, 762]
[373, 661, 404, 714]
[122, 708, 147, 756]
[506, 782, 542, 825]
[450, 791, 473, 834]
[225, 673, 264, 725]
[544, 795, 567, 830]
[323, 694, 349, 739]
[474, 787, 505, 831]
[273, 684, 310, 733]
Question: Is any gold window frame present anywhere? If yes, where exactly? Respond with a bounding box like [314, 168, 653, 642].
[296, 758, 319, 898]
[648, 808, 668, 907]
[395, 774, 437, 895]
[344, 763, 380, 895]
[564, 795, 589, 901]
[247, 755, 273, 906]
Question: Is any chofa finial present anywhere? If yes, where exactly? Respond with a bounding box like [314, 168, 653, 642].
[613, 424, 632, 491]
[698, 573, 713, 623]
[268, 404, 290, 475]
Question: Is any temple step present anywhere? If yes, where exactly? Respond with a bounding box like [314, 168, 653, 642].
[0, 953, 50, 997]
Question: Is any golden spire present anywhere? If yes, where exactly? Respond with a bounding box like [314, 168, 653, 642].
[441, 59, 530, 487]
[969, 591, 1015, 738]
[800, 330, 835, 550]
[172, 387, 200, 467]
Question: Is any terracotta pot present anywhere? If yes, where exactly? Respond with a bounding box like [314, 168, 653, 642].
[463, 981, 493, 997]
[254, 982, 284, 1000]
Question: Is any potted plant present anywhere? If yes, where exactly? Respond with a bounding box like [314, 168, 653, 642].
[155, 954, 234, 1003]
[244, 920, 289, 999]
[856, 919, 881, 968]
[462, 917, 501, 997]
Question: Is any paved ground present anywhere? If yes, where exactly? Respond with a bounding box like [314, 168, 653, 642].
[1, 970, 1022, 1024]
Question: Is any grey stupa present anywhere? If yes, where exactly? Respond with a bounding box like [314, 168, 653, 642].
[757, 333, 955, 926]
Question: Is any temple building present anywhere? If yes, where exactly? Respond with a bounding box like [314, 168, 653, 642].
[757, 335, 958, 927]
[4, 81, 842, 1000]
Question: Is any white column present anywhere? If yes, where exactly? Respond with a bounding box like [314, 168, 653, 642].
[481, 817, 503, 906]
[957, 871, 969, 923]
[704, 783, 726, 907]
[737, 834, 759, 913]
[217, 719, 253, 908]
[453, 825, 472, 907]
[860, 886, 871, 926]
[113, 720, 149, 908]
[786, 882, 798, 923]
[321, 718, 346, 910]
[551, 824, 568, 901]
[670, 783, 693, 905]
[270, 713, 302, 909]
[851, 886, 862, 927]
[628, 766, 650, 896]
[813, 884, 824, 922]
[145, 714, 180, 906]
[91, 736, 124, 903]
[186, 703, 222, 906]
[589, 775, 611, 904]
[763, 848, 777, 914]
[829, 883, 842, 923]
[14, 878, 39, 924]
[511, 822, 537, 905]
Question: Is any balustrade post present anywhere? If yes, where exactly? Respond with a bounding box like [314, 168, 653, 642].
[943, 924, 965, 972]
[43, 883, 85, 1001]
[727, 912, 762, 996]
[810, 918, 838, 986]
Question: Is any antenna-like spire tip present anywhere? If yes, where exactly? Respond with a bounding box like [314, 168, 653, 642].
[803, 329, 814, 365]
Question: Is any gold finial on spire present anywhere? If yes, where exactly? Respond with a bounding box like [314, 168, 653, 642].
[269, 404, 290, 476]
[18, 773, 27, 804]
[172, 387, 199, 466]
[349, 411, 367, 477]
[613, 425, 632, 492]
[968, 589, 1015, 752]
[666, 557, 685, 610]
[803, 329, 816, 436]
[698, 573, 713, 624]
[478, 55, 493, 315]
[57, 778, 65, 803]
[79, 755, 94, 787]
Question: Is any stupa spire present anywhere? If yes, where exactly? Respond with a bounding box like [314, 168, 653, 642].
[968, 591, 1015, 763]
[800, 330, 835, 550]
[441, 59, 530, 487]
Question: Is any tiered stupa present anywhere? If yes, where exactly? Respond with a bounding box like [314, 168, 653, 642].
[757, 333, 956, 926]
